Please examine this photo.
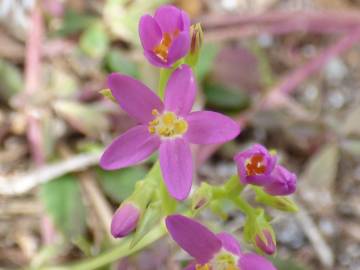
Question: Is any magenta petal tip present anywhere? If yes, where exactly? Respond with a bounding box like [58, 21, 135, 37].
[110, 203, 140, 238]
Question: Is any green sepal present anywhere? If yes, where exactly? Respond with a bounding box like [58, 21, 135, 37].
[253, 186, 299, 212]
[243, 208, 276, 254]
[192, 182, 213, 212]
[210, 200, 228, 220]
[185, 23, 203, 67]
[130, 201, 162, 248]
[99, 88, 117, 103]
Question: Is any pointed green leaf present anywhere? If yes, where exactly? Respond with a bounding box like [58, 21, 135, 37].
[96, 166, 147, 203]
[39, 175, 86, 239]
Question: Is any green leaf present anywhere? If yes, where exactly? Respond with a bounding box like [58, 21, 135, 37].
[80, 21, 109, 59]
[271, 257, 308, 270]
[53, 100, 110, 137]
[39, 175, 86, 239]
[104, 50, 139, 78]
[0, 59, 23, 100]
[196, 43, 219, 82]
[96, 166, 147, 203]
[204, 82, 250, 112]
[56, 10, 96, 36]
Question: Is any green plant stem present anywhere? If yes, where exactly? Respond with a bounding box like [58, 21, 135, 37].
[39, 224, 166, 270]
[158, 68, 172, 99]
[231, 195, 256, 217]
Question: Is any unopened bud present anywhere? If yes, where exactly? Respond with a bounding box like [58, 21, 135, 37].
[110, 203, 140, 238]
[243, 209, 277, 255]
[185, 23, 203, 67]
[255, 229, 276, 255]
[192, 182, 212, 211]
[265, 165, 297, 196]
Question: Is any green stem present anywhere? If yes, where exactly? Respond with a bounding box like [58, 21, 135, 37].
[40, 225, 166, 270]
[158, 68, 172, 99]
[231, 196, 255, 217]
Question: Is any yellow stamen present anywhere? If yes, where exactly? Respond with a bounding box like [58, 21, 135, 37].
[196, 264, 211, 270]
[148, 110, 188, 138]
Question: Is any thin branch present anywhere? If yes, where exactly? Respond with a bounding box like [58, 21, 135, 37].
[0, 152, 101, 196]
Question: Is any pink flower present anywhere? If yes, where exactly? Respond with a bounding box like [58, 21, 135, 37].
[100, 65, 240, 200]
[139, 5, 190, 68]
[111, 203, 140, 238]
[234, 144, 277, 186]
[166, 215, 277, 270]
[265, 165, 297, 196]
[255, 229, 276, 255]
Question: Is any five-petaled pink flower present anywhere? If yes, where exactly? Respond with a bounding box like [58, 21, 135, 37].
[234, 144, 297, 196]
[166, 215, 277, 270]
[100, 65, 240, 200]
[139, 5, 190, 68]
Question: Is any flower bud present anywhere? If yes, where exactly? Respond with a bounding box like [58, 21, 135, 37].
[234, 144, 277, 186]
[110, 203, 140, 238]
[255, 229, 276, 255]
[264, 165, 297, 196]
[255, 188, 299, 212]
[185, 23, 203, 67]
[192, 182, 212, 211]
[243, 209, 276, 255]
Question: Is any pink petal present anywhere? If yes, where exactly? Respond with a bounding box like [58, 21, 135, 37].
[159, 138, 193, 201]
[100, 125, 160, 170]
[139, 15, 162, 51]
[216, 232, 241, 256]
[185, 111, 240, 144]
[183, 264, 196, 270]
[108, 73, 164, 124]
[144, 50, 172, 68]
[164, 65, 195, 115]
[166, 215, 222, 264]
[238, 253, 277, 270]
[168, 31, 190, 64]
[154, 5, 183, 33]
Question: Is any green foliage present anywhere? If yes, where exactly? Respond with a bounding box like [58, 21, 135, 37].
[271, 257, 308, 270]
[53, 100, 110, 137]
[204, 82, 250, 112]
[96, 166, 147, 203]
[56, 10, 96, 36]
[105, 50, 139, 77]
[80, 21, 109, 59]
[39, 175, 86, 239]
[0, 59, 23, 100]
[196, 43, 219, 82]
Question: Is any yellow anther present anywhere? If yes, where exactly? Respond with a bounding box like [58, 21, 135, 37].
[174, 120, 188, 134]
[162, 112, 176, 125]
[196, 264, 210, 270]
[152, 109, 160, 116]
[148, 110, 188, 138]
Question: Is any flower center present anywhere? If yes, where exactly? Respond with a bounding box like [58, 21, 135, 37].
[195, 252, 239, 270]
[246, 154, 266, 176]
[153, 30, 180, 62]
[148, 109, 188, 138]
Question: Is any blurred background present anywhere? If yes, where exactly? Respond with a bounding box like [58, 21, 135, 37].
[1, 0, 360, 269]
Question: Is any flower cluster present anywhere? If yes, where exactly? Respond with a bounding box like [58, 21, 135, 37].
[99, 4, 299, 270]
[235, 144, 297, 196]
[166, 215, 277, 270]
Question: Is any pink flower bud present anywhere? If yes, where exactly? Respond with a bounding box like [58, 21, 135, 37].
[110, 203, 140, 238]
[255, 229, 276, 255]
[265, 165, 297, 196]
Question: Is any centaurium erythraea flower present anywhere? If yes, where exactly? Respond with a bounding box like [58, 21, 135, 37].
[265, 164, 297, 196]
[139, 5, 190, 68]
[234, 144, 297, 196]
[166, 215, 277, 270]
[234, 144, 277, 186]
[100, 65, 240, 200]
[111, 203, 140, 238]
